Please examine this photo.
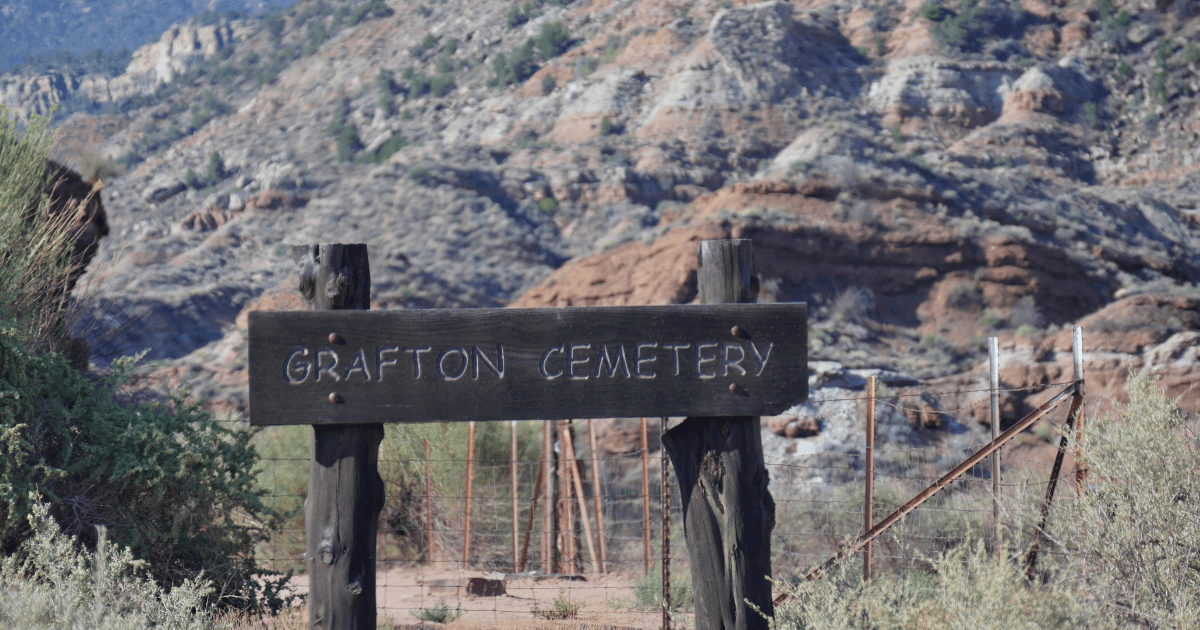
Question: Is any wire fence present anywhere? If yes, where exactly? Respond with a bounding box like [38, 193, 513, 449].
[255, 379, 1082, 628]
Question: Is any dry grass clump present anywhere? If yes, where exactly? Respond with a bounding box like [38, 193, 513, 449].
[0, 105, 77, 346]
[772, 372, 1200, 630]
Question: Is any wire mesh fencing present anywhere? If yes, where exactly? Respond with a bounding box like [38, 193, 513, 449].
[254, 379, 1085, 627]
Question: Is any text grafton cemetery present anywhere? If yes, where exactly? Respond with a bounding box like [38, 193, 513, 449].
[249, 304, 807, 425]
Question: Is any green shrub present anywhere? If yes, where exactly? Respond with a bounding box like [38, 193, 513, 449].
[336, 126, 362, 162]
[412, 601, 461, 624]
[357, 131, 408, 165]
[538, 196, 557, 213]
[0, 335, 286, 610]
[430, 73, 455, 97]
[185, 168, 203, 189]
[349, 0, 393, 25]
[599, 115, 614, 136]
[578, 55, 597, 76]
[207, 150, 226, 182]
[918, 2, 945, 22]
[541, 73, 556, 94]
[1116, 60, 1133, 79]
[535, 21, 572, 60]
[507, 5, 529, 27]
[415, 33, 438, 55]
[1187, 43, 1200, 64]
[980, 307, 1005, 329]
[1083, 101, 1099, 129]
[490, 39, 536, 87]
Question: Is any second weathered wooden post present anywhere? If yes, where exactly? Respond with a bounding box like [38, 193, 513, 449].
[295, 243, 384, 630]
[662, 239, 775, 630]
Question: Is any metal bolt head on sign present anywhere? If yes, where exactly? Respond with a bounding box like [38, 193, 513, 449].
[248, 303, 807, 425]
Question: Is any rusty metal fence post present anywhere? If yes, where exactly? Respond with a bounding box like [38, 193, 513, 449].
[661, 415, 671, 630]
[989, 337, 1001, 560]
[863, 376, 875, 582]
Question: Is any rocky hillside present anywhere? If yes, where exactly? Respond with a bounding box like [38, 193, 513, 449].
[0, 1, 294, 73]
[25, 0, 1199, 456]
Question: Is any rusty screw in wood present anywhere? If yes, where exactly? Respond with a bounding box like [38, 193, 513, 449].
[328, 332, 343, 344]
[329, 392, 340, 404]
[729, 383, 740, 394]
[731, 325, 742, 338]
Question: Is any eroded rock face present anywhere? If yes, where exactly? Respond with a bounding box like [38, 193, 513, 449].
[869, 55, 1023, 133]
[0, 21, 236, 120]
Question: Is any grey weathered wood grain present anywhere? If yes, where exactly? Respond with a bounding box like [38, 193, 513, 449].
[296, 244, 384, 630]
[663, 239, 780, 630]
[248, 303, 807, 425]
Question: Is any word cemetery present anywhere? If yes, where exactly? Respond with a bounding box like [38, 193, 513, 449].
[249, 303, 807, 425]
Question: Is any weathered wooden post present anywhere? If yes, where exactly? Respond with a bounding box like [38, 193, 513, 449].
[662, 239, 775, 630]
[294, 243, 384, 630]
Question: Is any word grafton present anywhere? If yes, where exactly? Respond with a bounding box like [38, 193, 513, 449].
[248, 303, 807, 425]
[282, 340, 776, 384]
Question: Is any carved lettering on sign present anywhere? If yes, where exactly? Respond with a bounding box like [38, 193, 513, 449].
[249, 303, 809, 425]
[281, 341, 781, 385]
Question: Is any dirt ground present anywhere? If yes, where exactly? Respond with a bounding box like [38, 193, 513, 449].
[289, 566, 684, 629]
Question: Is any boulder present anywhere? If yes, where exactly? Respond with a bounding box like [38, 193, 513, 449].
[142, 174, 186, 203]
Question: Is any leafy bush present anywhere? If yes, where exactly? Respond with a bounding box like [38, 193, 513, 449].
[541, 74, 556, 94]
[415, 33, 438, 55]
[189, 91, 232, 131]
[349, 0, 394, 25]
[490, 39, 537, 87]
[919, 2, 946, 22]
[599, 115, 614, 136]
[0, 335, 287, 610]
[919, 0, 1024, 54]
[207, 150, 227, 183]
[357, 132, 409, 165]
[185, 168, 203, 189]
[507, 5, 530, 27]
[538, 197, 558, 213]
[980, 307, 1005, 329]
[336, 126, 363, 162]
[430, 73, 455, 97]
[535, 21, 572, 60]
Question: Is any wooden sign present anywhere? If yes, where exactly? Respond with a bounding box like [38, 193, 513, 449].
[248, 303, 807, 425]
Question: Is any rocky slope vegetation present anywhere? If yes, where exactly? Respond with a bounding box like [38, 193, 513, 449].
[0, 1, 294, 73]
[27, 0, 1200, 460]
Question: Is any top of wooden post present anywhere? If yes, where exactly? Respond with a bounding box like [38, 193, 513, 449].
[697, 239, 755, 305]
[292, 243, 370, 311]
